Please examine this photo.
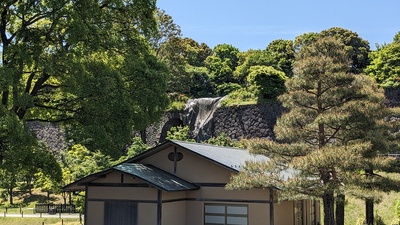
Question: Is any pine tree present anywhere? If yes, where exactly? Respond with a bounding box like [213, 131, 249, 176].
[228, 37, 400, 225]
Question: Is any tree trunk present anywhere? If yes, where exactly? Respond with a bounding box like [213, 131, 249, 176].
[336, 194, 345, 225]
[365, 168, 374, 225]
[323, 191, 335, 225]
[8, 187, 13, 205]
[366, 198, 374, 225]
[140, 130, 147, 144]
[62, 192, 67, 205]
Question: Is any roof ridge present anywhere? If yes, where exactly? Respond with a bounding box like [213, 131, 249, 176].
[170, 139, 247, 151]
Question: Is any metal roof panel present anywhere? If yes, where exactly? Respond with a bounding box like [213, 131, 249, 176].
[113, 163, 199, 191]
[170, 140, 270, 172]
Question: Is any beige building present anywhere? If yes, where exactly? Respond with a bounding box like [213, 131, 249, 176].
[64, 140, 320, 225]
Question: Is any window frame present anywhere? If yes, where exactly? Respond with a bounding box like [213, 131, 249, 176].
[204, 203, 248, 225]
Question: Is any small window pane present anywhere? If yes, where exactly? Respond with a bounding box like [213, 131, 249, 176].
[227, 216, 247, 225]
[205, 205, 225, 214]
[227, 206, 247, 215]
[205, 215, 225, 224]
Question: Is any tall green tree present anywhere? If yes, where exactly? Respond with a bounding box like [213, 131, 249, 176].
[228, 37, 399, 225]
[0, 107, 61, 204]
[234, 49, 275, 85]
[158, 37, 212, 95]
[394, 31, 400, 43]
[265, 39, 295, 77]
[61, 144, 113, 182]
[0, 0, 168, 157]
[320, 27, 370, 73]
[149, 8, 182, 55]
[294, 32, 319, 52]
[365, 41, 400, 88]
[294, 27, 370, 74]
[206, 44, 240, 95]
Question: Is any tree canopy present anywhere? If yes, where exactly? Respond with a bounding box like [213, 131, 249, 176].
[365, 41, 400, 88]
[0, 0, 168, 157]
[228, 37, 400, 225]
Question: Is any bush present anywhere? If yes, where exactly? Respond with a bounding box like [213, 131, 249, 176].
[215, 82, 242, 96]
[220, 88, 257, 106]
[166, 126, 195, 142]
[356, 215, 387, 225]
[168, 92, 189, 111]
[247, 65, 287, 99]
[396, 199, 400, 220]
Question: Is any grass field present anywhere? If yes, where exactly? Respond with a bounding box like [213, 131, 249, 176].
[344, 191, 400, 225]
[0, 217, 81, 225]
[0, 188, 82, 225]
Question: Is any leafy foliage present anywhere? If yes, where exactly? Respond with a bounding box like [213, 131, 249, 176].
[166, 126, 195, 142]
[221, 88, 257, 106]
[61, 144, 113, 182]
[265, 39, 296, 77]
[0, 107, 61, 204]
[294, 27, 370, 74]
[234, 49, 275, 85]
[320, 27, 370, 73]
[205, 133, 244, 148]
[115, 137, 151, 164]
[365, 42, 400, 87]
[0, 0, 167, 158]
[247, 66, 287, 99]
[149, 8, 182, 54]
[158, 37, 212, 95]
[394, 32, 400, 43]
[206, 44, 240, 94]
[228, 37, 400, 225]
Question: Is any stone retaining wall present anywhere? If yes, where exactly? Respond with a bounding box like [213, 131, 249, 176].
[30, 88, 400, 150]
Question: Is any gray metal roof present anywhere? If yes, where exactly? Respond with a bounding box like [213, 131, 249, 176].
[170, 140, 270, 172]
[114, 163, 199, 191]
[63, 140, 294, 192]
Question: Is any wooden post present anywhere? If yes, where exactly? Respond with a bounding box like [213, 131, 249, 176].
[269, 188, 274, 225]
[366, 199, 374, 225]
[157, 190, 162, 225]
[84, 186, 88, 225]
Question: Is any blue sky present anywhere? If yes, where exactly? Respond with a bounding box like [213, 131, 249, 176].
[156, 0, 400, 51]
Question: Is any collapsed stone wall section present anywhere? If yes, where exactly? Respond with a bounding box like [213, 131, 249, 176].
[142, 101, 283, 145]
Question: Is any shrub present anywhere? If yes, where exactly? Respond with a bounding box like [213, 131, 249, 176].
[215, 82, 242, 96]
[221, 88, 257, 106]
[247, 65, 287, 99]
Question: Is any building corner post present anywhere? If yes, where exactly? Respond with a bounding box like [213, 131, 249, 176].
[270, 188, 274, 225]
[84, 186, 88, 225]
[157, 190, 162, 225]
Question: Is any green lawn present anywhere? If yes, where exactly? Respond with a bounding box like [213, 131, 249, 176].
[345, 192, 400, 225]
[0, 217, 81, 225]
